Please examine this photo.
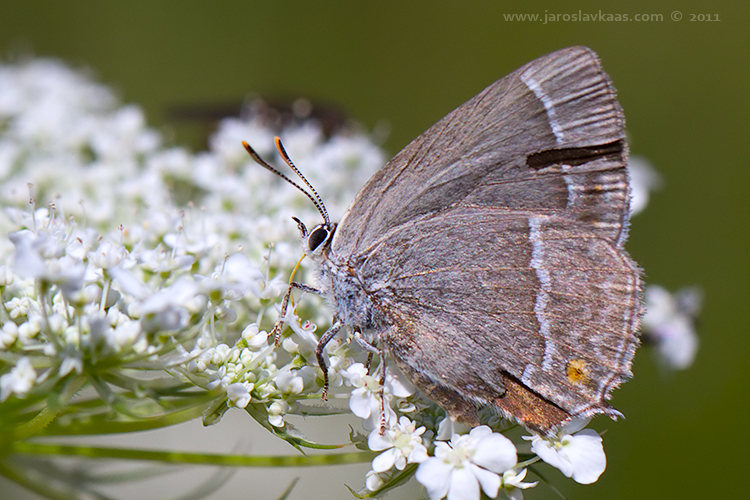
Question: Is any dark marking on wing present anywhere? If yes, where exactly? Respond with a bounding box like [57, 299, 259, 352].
[526, 140, 624, 170]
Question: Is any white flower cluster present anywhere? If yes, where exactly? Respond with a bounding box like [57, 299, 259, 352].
[362, 400, 607, 500]
[0, 57, 699, 500]
[641, 285, 701, 370]
[0, 57, 385, 428]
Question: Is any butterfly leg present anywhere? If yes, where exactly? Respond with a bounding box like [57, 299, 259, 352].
[353, 332, 387, 433]
[270, 281, 323, 345]
[316, 319, 344, 401]
[354, 328, 375, 374]
[364, 351, 374, 374]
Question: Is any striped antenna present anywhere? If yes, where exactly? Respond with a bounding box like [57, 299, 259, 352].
[273, 137, 330, 225]
[242, 140, 330, 225]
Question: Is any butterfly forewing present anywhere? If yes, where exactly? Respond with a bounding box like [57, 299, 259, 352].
[332, 46, 629, 256]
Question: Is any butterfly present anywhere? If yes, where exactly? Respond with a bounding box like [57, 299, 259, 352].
[244, 46, 642, 435]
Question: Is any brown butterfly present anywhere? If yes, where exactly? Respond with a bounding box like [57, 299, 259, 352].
[244, 46, 642, 435]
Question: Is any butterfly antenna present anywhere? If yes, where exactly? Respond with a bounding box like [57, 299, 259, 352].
[242, 141, 329, 224]
[273, 137, 331, 225]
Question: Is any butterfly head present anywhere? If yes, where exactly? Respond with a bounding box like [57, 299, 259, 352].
[243, 137, 334, 258]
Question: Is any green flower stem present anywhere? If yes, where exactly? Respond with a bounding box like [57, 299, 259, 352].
[4, 375, 87, 445]
[10, 442, 378, 467]
[39, 399, 212, 436]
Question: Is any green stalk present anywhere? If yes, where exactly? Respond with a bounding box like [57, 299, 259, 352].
[11, 442, 378, 467]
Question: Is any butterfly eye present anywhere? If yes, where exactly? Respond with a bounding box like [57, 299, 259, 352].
[307, 225, 330, 252]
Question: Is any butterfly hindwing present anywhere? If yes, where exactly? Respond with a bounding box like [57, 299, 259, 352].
[356, 208, 640, 432]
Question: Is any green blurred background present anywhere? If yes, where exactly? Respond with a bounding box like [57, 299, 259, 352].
[0, 1, 747, 499]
